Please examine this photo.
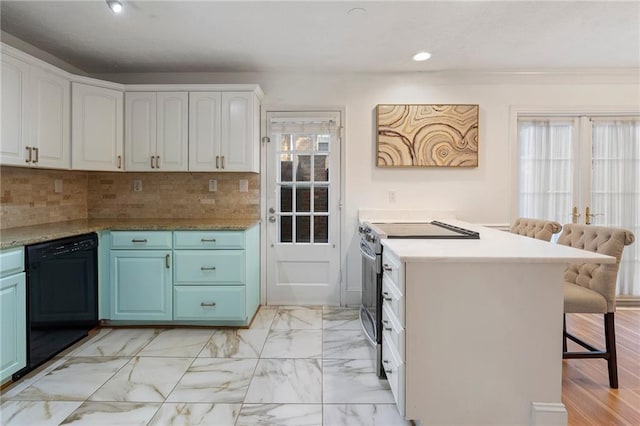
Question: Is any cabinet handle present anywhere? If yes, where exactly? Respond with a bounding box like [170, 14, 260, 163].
[26, 147, 32, 163]
[221, 156, 225, 169]
[117, 155, 122, 169]
[200, 302, 216, 307]
[384, 327, 392, 331]
[131, 239, 148, 243]
[385, 369, 393, 374]
[382, 292, 392, 301]
[33, 147, 39, 163]
[166, 254, 170, 269]
[216, 155, 220, 168]
[382, 319, 389, 324]
[382, 264, 392, 272]
[155, 156, 160, 169]
[200, 266, 216, 271]
[201, 238, 216, 243]
[150, 156, 155, 169]
[383, 360, 390, 364]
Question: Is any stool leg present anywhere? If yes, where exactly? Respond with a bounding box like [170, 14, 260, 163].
[604, 313, 618, 389]
[562, 314, 567, 353]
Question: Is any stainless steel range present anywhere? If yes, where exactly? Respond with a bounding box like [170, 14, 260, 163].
[358, 220, 479, 378]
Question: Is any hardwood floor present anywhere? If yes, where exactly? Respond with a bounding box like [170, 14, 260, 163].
[563, 309, 640, 426]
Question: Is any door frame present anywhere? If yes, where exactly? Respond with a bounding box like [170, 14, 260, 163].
[259, 105, 346, 306]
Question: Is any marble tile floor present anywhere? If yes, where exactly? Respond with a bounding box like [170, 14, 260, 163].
[1, 306, 409, 426]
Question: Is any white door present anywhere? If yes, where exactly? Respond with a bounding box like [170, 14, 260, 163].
[517, 116, 640, 297]
[125, 92, 156, 171]
[188, 92, 221, 171]
[265, 111, 342, 305]
[157, 92, 188, 171]
[221, 92, 258, 172]
[1, 52, 30, 166]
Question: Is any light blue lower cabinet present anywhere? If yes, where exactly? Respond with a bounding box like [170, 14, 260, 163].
[173, 286, 246, 321]
[110, 250, 172, 321]
[0, 272, 26, 383]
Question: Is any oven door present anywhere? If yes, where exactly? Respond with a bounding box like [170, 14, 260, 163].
[359, 240, 379, 346]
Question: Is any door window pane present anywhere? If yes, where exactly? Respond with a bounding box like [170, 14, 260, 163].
[314, 187, 328, 212]
[280, 134, 292, 151]
[280, 216, 292, 243]
[295, 135, 312, 151]
[296, 187, 311, 212]
[316, 134, 330, 152]
[296, 155, 312, 181]
[280, 186, 292, 213]
[296, 216, 311, 243]
[314, 216, 328, 243]
[314, 155, 329, 181]
[280, 154, 293, 182]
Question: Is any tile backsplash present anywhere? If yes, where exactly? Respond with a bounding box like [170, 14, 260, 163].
[1, 167, 260, 229]
[0, 166, 88, 229]
[87, 172, 260, 220]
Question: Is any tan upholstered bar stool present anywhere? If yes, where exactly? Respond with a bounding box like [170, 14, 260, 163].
[509, 217, 562, 242]
[557, 223, 635, 388]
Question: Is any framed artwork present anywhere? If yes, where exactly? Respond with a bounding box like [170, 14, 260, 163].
[376, 104, 479, 167]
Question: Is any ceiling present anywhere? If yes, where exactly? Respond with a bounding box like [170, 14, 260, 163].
[1, 1, 639, 74]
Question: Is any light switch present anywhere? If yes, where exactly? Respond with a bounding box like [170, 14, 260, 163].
[133, 180, 142, 192]
[209, 179, 217, 192]
[54, 179, 63, 193]
[239, 179, 248, 193]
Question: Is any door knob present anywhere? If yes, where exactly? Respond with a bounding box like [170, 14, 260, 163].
[269, 207, 276, 214]
[269, 216, 276, 223]
[585, 207, 603, 225]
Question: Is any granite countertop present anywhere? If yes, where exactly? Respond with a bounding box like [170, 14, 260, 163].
[0, 218, 261, 249]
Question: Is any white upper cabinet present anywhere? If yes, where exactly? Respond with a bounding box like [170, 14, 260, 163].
[125, 92, 188, 171]
[72, 82, 124, 171]
[189, 91, 259, 172]
[1, 52, 30, 166]
[30, 66, 70, 169]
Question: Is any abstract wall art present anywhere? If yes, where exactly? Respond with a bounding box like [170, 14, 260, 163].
[376, 104, 479, 167]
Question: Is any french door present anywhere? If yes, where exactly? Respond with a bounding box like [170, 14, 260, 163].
[264, 111, 342, 305]
[517, 116, 640, 297]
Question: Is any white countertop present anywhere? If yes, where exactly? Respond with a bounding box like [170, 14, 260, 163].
[381, 220, 616, 264]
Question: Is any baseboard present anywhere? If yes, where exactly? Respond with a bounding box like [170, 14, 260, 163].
[530, 402, 567, 426]
[616, 297, 640, 308]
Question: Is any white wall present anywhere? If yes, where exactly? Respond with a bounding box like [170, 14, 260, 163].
[96, 70, 639, 305]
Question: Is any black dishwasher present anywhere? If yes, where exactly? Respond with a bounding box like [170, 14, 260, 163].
[13, 233, 99, 380]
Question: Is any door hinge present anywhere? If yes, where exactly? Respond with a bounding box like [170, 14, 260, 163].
[262, 136, 271, 144]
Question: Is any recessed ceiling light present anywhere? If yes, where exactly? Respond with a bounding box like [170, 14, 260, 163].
[347, 7, 367, 16]
[106, 0, 123, 14]
[412, 51, 432, 62]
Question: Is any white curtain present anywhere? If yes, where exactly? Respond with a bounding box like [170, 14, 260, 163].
[590, 119, 640, 296]
[517, 119, 574, 230]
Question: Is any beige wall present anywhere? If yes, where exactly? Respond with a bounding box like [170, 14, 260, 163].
[0, 167, 260, 229]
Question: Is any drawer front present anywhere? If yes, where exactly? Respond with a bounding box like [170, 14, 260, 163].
[382, 276, 405, 326]
[382, 334, 405, 416]
[382, 251, 403, 293]
[174, 286, 245, 320]
[382, 302, 405, 358]
[111, 231, 173, 249]
[174, 231, 245, 250]
[0, 247, 24, 277]
[174, 250, 245, 284]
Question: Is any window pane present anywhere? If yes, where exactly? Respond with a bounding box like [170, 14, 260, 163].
[280, 186, 292, 213]
[296, 187, 310, 212]
[296, 216, 311, 243]
[314, 155, 329, 181]
[280, 216, 292, 243]
[280, 154, 293, 182]
[280, 134, 292, 151]
[314, 187, 328, 212]
[295, 135, 312, 151]
[316, 134, 330, 152]
[314, 216, 328, 243]
[296, 155, 311, 181]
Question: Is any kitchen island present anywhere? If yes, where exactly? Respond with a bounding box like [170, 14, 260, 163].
[380, 221, 615, 426]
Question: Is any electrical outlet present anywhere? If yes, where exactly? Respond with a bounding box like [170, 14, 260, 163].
[239, 179, 249, 193]
[388, 191, 396, 203]
[133, 180, 142, 192]
[208, 179, 217, 192]
[54, 179, 63, 193]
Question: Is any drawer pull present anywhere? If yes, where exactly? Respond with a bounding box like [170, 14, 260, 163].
[201, 266, 216, 271]
[201, 238, 217, 243]
[131, 239, 148, 243]
[382, 264, 392, 271]
[200, 302, 216, 307]
[382, 291, 392, 301]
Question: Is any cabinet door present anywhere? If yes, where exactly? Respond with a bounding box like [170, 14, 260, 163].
[1, 53, 30, 167]
[220, 92, 258, 172]
[0, 272, 26, 383]
[72, 82, 124, 171]
[157, 92, 188, 171]
[110, 250, 172, 320]
[188, 92, 221, 171]
[125, 92, 157, 171]
[30, 66, 70, 169]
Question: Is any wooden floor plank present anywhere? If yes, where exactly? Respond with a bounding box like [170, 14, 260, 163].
[563, 309, 640, 426]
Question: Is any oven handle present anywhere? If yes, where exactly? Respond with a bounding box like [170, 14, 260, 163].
[359, 241, 377, 262]
[359, 305, 377, 347]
